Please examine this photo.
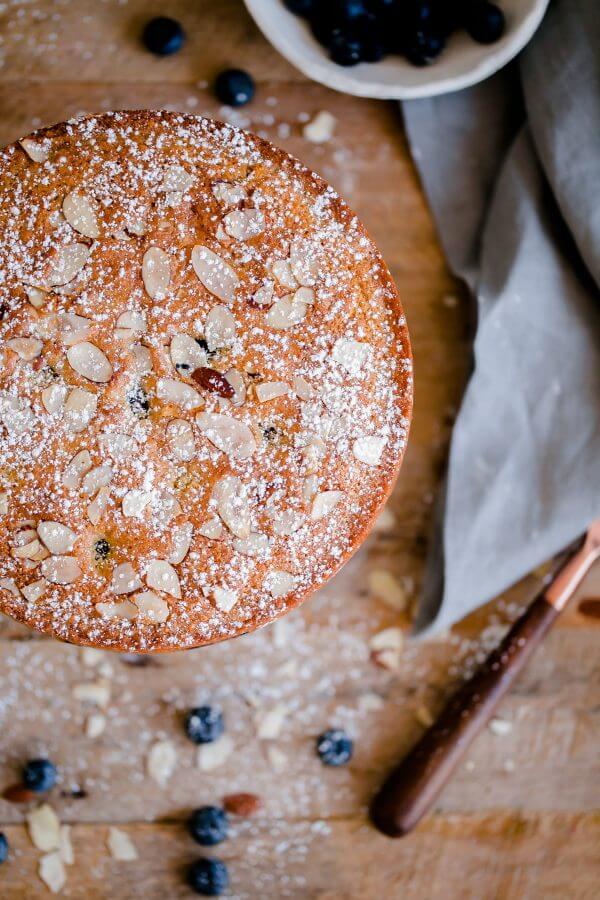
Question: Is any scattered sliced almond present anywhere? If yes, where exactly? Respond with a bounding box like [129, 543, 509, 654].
[20, 137, 50, 162]
[270, 258, 298, 290]
[21, 578, 48, 602]
[265, 294, 308, 330]
[292, 375, 312, 401]
[134, 590, 170, 623]
[96, 599, 138, 620]
[40, 555, 81, 585]
[114, 309, 147, 340]
[58, 312, 93, 346]
[192, 246, 239, 304]
[130, 344, 153, 375]
[197, 734, 234, 771]
[157, 377, 202, 411]
[12, 537, 46, 560]
[62, 191, 99, 239]
[289, 237, 320, 287]
[266, 570, 296, 598]
[67, 341, 112, 383]
[197, 411, 256, 460]
[72, 678, 111, 707]
[142, 247, 170, 300]
[7, 337, 43, 361]
[107, 827, 138, 861]
[270, 507, 303, 536]
[27, 804, 61, 851]
[46, 243, 90, 287]
[169, 332, 208, 373]
[110, 563, 142, 595]
[212, 475, 251, 539]
[415, 705, 434, 728]
[81, 463, 112, 497]
[303, 110, 336, 144]
[369, 627, 404, 670]
[161, 164, 194, 194]
[39, 851, 66, 894]
[25, 285, 47, 308]
[166, 418, 196, 461]
[255, 381, 289, 403]
[0, 492, 8, 515]
[213, 586, 238, 613]
[223, 208, 264, 241]
[212, 182, 247, 205]
[266, 744, 287, 772]
[121, 489, 152, 519]
[0, 577, 20, 597]
[358, 692, 385, 712]
[0, 393, 35, 435]
[224, 369, 246, 406]
[489, 717, 512, 736]
[87, 486, 110, 525]
[85, 712, 106, 739]
[41, 383, 67, 415]
[311, 490, 344, 520]
[255, 703, 287, 740]
[332, 338, 371, 375]
[59, 824, 74, 866]
[249, 282, 274, 309]
[353, 435, 387, 466]
[168, 522, 193, 564]
[368, 570, 407, 611]
[145, 559, 181, 599]
[233, 532, 270, 557]
[199, 516, 225, 540]
[64, 387, 97, 433]
[147, 740, 176, 787]
[204, 304, 237, 351]
[37, 521, 77, 555]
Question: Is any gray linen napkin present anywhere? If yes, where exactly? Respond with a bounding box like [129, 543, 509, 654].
[402, 0, 600, 632]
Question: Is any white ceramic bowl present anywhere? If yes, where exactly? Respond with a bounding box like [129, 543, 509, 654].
[244, 0, 549, 99]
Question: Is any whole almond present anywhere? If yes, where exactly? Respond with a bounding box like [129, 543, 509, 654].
[223, 792, 263, 817]
[3, 783, 37, 803]
[192, 366, 235, 399]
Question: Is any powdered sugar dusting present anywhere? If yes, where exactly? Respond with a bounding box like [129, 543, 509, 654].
[0, 110, 412, 651]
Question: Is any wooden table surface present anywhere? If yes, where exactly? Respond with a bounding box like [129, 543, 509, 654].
[0, 2, 598, 898]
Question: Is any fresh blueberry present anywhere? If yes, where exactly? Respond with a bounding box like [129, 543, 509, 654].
[215, 69, 255, 107]
[22, 758, 58, 793]
[332, 0, 369, 20]
[310, 8, 346, 48]
[189, 858, 229, 897]
[93, 538, 111, 561]
[329, 32, 363, 66]
[358, 16, 386, 62]
[188, 806, 229, 846]
[142, 17, 185, 56]
[0, 832, 8, 865]
[185, 706, 224, 745]
[463, 1, 505, 44]
[284, 0, 318, 16]
[316, 729, 353, 766]
[403, 29, 445, 65]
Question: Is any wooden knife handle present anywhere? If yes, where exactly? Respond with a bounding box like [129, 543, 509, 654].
[369, 593, 560, 837]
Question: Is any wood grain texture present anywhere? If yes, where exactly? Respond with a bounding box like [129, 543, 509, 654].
[0, 1, 598, 897]
[1, 813, 599, 899]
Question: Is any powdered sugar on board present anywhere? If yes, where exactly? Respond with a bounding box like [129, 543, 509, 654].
[0, 110, 412, 652]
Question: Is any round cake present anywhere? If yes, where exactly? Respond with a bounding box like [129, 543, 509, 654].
[0, 110, 412, 651]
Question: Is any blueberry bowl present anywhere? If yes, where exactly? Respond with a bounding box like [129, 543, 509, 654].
[244, 0, 549, 99]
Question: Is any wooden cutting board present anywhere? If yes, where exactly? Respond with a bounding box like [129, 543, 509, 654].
[0, 2, 598, 897]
